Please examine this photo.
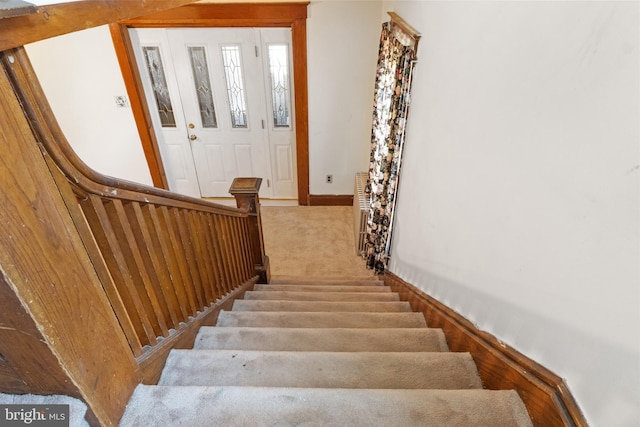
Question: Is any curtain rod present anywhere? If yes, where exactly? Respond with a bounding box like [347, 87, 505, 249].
[387, 12, 421, 42]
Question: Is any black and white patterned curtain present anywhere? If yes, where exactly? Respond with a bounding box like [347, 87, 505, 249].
[365, 21, 418, 274]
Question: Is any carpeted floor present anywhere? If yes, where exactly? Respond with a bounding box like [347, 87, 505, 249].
[260, 206, 374, 278]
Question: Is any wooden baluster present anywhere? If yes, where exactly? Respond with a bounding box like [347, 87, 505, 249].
[227, 216, 243, 286]
[229, 178, 269, 283]
[128, 202, 181, 330]
[202, 212, 225, 301]
[240, 217, 254, 279]
[147, 205, 190, 323]
[187, 211, 213, 305]
[173, 209, 205, 310]
[223, 216, 242, 288]
[198, 211, 218, 303]
[77, 197, 144, 356]
[220, 216, 237, 287]
[81, 196, 157, 347]
[232, 217, 251, 281]
[108, 200, 169, 339]
[230, 217, 246, 281]
[208, 215, 231, 295]
[202, 213, 224, 300]
[159, 206, 198, 317]
[216, 216, 234, 292]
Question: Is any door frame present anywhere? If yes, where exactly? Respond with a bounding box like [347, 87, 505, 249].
[109, 2, 310, 205]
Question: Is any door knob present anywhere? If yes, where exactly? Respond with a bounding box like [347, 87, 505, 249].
[189, 134, 197, 141]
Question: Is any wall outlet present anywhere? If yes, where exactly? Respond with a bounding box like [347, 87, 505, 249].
[326, 174, 333, 184]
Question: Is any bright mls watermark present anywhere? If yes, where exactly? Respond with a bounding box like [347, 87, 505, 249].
[0, 405, 68, 427]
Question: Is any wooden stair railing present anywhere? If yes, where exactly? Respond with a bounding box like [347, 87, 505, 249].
[0, 47, 268, 423]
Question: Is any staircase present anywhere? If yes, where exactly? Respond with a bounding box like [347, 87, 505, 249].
[120, 277, 533, 426]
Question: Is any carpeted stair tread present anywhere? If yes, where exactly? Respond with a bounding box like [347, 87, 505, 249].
[120, 275, 533, 426]
[243, 290, 399, 302]
[216, 311, 427, 328]
[231, 300, 411, 312]
[194, 327, 449, 352]
[253, 284, 392, 293]
[269, 278, 384, 286]
[159, 350, 482, 389]
[120, 386, 533, 427]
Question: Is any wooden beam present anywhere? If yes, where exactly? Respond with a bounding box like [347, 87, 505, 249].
[0, 0, 199, 51]
[120, 2, 309, 27]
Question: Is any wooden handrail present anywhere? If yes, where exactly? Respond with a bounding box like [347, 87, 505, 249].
[1, 47, 267, 358]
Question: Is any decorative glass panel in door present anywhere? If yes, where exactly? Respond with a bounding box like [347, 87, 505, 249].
[220, 45, 248, 129]
[267, 44, 291, 128]
[188, 46, 217, 128]
[142, 46, 176, 127]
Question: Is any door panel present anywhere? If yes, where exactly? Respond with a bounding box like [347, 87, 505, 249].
[204, 146, 226, 182]
[130, 27, 297, 199]
[260, 29, 297, 198]
[168, 28, 271, 198]
[130, 29, 201, 198]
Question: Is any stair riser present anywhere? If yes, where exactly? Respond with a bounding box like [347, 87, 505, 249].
[269, 279, 383, 287]
[253, 284, 392, 293]
[231, 300, 411, 312]
[194, 327, 449, 352]
[216, 312, 427, 328]
[243, 291, 399, 302]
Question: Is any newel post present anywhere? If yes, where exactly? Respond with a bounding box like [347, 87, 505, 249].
[229, 177, 270, 283]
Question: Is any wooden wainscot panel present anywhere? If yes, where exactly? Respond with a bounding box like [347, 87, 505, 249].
[308, 194, 355, 206]
[384, 272, 589, 427]
[0, 272, 78, 396]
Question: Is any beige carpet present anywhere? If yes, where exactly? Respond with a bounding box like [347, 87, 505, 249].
[260, 206, 374, 278]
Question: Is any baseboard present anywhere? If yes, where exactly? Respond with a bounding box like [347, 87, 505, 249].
[384, 271, 588, 427]
[308, 194, 354, 206]
[136, 276, 258, 384]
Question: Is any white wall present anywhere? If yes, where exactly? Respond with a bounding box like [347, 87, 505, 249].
[307, 0, 381, 194]
[387, 1, 640, 426]
[26, 26, 154, 186]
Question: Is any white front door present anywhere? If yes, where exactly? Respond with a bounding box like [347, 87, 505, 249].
[130, 27, 297, 199]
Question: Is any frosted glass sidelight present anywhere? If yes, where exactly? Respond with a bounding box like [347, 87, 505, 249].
[267, 44, 290, 128]
[142, 46, 176, 128]
[221, 45, 248, 128]
[188, 47, 217, 128]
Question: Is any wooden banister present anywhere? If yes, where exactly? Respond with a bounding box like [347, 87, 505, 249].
[0, 46, 266, 424]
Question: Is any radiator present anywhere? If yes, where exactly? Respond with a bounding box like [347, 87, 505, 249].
[353, 172, 370, 256]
